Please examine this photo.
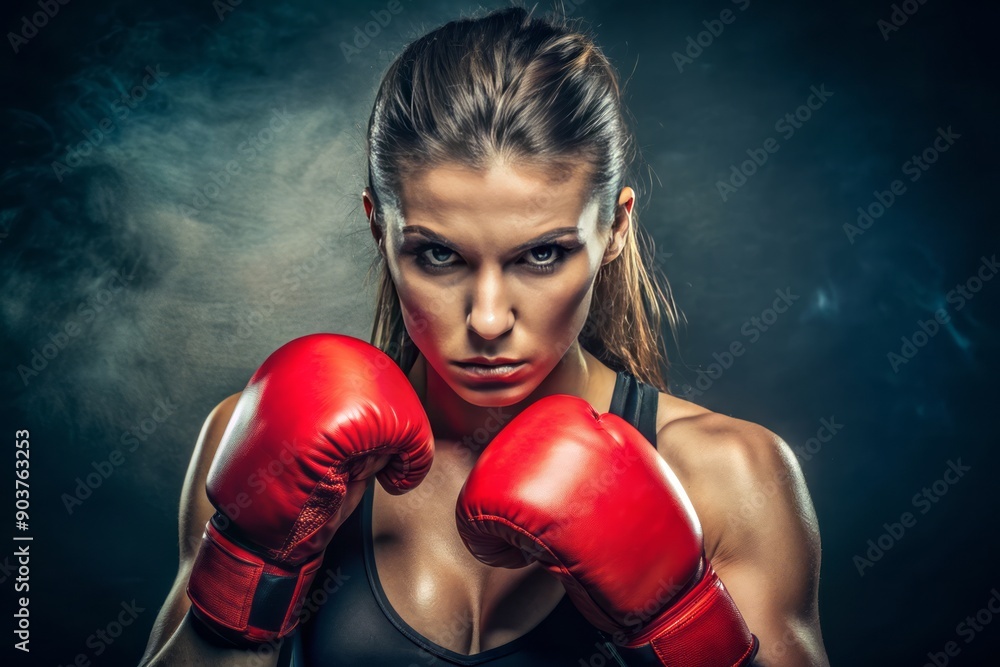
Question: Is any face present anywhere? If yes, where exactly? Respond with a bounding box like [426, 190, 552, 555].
[367, 160, 631, 408]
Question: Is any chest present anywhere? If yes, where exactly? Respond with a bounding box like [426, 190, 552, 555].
[370, 442, 568, 655]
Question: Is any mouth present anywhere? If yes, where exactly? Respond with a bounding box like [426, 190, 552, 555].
[451, 359, 527, 380]
[456, 357, 523, 366]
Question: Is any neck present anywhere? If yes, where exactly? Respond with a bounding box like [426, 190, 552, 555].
[409, 341, 600, 455]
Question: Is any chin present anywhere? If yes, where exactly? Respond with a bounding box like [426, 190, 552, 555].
[444, 372, 542, 408]
[452, 384, 533, 408]
[460, 393, 527, 409]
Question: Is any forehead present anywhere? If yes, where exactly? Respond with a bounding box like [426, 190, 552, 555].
[396, 160, 598, 236]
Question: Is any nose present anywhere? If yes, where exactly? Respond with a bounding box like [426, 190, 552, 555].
[467, 266, 514, 340]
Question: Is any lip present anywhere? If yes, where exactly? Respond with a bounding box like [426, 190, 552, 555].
[451, 359, 527, 383]
[456, 357, 524, 366]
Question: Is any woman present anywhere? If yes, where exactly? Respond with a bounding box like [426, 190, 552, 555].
[139, 6, 828, 666]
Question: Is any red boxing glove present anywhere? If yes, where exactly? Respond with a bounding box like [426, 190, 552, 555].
[186, 334, 433, 646]
[455, 394, 757, 666]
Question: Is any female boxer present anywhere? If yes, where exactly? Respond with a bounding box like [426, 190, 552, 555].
[140, 6, 828, 666]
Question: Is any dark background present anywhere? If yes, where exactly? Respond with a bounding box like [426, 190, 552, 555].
[1, 0, 997, 665]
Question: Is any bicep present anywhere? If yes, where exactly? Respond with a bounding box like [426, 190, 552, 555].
[716, 548, 826, 666]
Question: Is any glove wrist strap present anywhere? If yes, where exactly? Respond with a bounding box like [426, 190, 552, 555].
[619, 560, 759, 666]
[186, 515, 322, 645]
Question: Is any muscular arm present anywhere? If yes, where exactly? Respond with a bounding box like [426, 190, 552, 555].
[138, 392, 283, 667]
[657, 416, 829, 666]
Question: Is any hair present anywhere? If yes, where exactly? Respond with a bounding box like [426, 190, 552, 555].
[364, 4, 680, 393]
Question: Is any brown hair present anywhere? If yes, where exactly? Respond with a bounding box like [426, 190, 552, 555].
[364, 5, 680, 393]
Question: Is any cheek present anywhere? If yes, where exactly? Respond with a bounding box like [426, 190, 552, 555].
[393, 269, 460, 348]
[526, 262, 599, 355]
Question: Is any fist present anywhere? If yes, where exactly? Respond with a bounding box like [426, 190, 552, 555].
[455, 394, 756, 666]
[187, 333, 434, 644]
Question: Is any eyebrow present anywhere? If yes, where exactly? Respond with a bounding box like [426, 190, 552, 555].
[401, 225, 582, 253]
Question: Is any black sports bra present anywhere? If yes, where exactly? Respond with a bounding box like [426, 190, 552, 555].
[277, 371, 661, 667]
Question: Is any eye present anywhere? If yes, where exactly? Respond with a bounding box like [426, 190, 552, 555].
[522, 245, 568, 272]
[413, 244, 459, 270]
[528, 246, 554, 263]
[409, 242, 575, 274]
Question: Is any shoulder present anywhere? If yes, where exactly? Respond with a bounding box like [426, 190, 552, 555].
[651, 392, 828, 663]
[198, 392, 243, 450]
[654, 393, 794, 486]
[178, 392, 242, 562]
[653, 392, 820, 567]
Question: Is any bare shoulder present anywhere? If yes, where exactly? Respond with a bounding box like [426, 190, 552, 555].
[653, 391, 820, 566]
[648, 392, 829, 662]
[654, 391, 793, 479]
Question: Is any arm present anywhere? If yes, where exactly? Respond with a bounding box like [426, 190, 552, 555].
[141, 334, 435, 664]
[138, 392, 280, 667]
[662, 419, 828, 666]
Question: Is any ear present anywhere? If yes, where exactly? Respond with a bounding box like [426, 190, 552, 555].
[602, 186, 634, 265]
[363, 187, 385, 253]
